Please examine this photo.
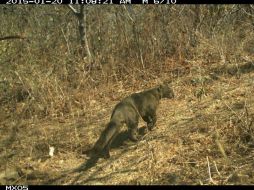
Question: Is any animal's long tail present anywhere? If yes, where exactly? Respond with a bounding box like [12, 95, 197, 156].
[92, 121, 119, 153]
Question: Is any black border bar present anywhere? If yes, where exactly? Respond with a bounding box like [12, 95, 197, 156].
[1, 0, 254, 4]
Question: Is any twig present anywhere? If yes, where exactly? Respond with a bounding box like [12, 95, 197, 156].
[223, 101, 244, 123]
[214, 121, 229, 161]
[215, 138, 228, 159]
[61, 28, 71, 54]
[123, 5, 134, 23]
[67, 5, 79, 15]
[206, 156, 215, 184]
[0, 35, 26, 41]
[213, 161, 221, 177]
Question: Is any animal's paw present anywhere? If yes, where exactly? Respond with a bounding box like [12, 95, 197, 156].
[103, 152, 111, 159]
[82, 148, 94, 158]
[129, 135, 139, 142]
[147, 123, 155, 131]
[142, 127, 149, 135]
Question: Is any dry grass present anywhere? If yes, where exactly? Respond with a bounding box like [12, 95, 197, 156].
[1, 59, 254, 185]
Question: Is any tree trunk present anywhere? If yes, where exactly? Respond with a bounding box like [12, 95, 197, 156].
[78, 6, 92, 61]
[68, 5, 92, 61]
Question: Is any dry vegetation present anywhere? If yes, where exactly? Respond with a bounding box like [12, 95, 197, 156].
[0, 5, 254, 185]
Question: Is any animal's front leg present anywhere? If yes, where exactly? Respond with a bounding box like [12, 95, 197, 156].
[147, 113, 157, 131]
[128, 121, 139, 142]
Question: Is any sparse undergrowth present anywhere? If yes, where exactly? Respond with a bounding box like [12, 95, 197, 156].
[0, 60, 254, 185]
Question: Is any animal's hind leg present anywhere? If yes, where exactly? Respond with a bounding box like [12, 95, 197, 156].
[128, 121, 139, 142]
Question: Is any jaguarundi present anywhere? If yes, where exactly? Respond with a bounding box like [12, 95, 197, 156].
[89, 84, 174, 159]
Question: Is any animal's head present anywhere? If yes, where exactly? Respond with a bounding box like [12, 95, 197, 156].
[158, 84, 174, 99]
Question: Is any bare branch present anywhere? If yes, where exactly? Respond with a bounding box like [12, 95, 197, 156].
[123, 5, 134, 23]
[67, 5, 79, 15]
[206, 156, 215, 184]
[0, 35, 26, 41]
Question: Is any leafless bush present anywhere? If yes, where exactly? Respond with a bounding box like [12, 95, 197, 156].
[0, 5, 254, 120]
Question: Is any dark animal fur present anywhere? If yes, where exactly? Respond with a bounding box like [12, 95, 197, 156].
[90, 84, 174, 159]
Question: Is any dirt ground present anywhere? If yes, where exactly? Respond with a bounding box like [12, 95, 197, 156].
[0, 61, 254, 185]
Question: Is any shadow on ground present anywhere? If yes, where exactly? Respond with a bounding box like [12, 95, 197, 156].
[43, 126, 148, 184]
